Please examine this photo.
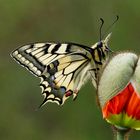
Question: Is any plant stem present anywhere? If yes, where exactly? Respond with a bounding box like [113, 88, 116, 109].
[114, 126, 130, 140]
[116, 130, 127, 140]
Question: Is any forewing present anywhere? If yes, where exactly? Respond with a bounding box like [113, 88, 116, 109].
[11, 42, 91, 76]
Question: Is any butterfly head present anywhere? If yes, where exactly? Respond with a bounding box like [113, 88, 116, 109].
[102, 32, 113, 53]
[91, 33, 112, 53]
[91, 16, 119, 53]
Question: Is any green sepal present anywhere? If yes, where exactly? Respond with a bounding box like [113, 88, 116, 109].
[106, 112, 140, 130]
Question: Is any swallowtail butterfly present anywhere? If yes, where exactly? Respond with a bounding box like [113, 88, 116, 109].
[11, 33, 112, 106]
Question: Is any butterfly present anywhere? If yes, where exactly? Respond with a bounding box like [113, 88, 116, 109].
[10, 33, 112, 106]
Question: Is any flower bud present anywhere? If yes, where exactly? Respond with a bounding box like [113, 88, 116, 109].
[97, 52, 140, 130]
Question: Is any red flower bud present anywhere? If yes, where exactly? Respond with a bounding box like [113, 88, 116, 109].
[98, 52, 140, 130]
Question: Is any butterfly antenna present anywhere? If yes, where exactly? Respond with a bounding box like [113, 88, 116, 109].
[103, 15, 119, 38]
[99, 18, 104, 41]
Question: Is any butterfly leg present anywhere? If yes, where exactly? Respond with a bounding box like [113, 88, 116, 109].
[73, 89, 79, 101]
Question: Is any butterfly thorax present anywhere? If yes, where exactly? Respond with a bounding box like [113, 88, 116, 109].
[91, 41, 109, 66]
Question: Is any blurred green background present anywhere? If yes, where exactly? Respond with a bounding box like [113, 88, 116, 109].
[1, 0, 140, 139]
